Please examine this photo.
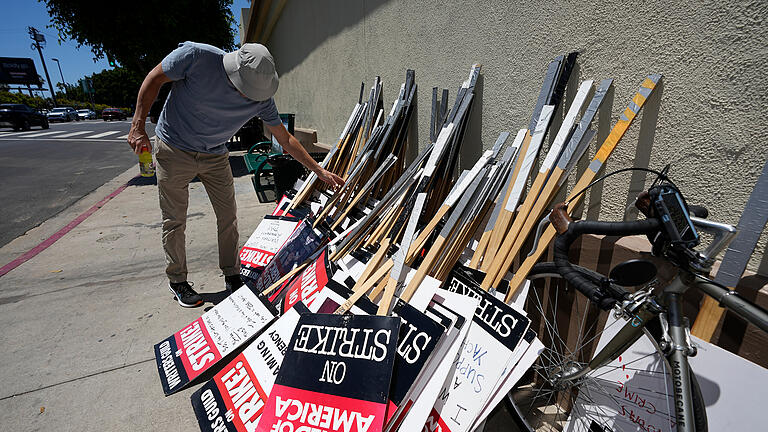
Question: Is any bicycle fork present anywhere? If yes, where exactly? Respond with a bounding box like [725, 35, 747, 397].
[558, 275, 700, 432]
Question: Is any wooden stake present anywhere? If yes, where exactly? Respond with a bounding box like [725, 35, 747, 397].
[503, 74, 663, 301]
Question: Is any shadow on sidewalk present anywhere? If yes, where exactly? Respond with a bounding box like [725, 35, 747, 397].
[201, 290, 231, 309]
[126, 156, 250, 187]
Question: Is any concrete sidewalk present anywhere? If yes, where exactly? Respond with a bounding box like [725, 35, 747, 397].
[0, 160, 275, 430]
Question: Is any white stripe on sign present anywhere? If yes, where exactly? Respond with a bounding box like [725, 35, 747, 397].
[86, 131, 122, 138]
[20, 130, 68, 138]
[55, 130, 93, 138]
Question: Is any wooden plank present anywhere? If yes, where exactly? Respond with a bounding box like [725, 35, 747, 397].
[503, 74, 664, 301]
[480, 130, 530, 271]
[481, 80, 605, 289]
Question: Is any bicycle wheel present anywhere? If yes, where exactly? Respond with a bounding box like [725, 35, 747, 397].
[508, 262, 707, 432]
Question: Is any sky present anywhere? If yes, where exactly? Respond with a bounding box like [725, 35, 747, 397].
[1, 0, 249, 94]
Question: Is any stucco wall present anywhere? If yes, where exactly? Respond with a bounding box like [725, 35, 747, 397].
[265, 0, 768, 271]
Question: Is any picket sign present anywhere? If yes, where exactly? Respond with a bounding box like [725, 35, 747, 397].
[257, 314, 401, 432]
[190, 304, 309, 432]
[238, 216, 302, 282]
[426, 266, 532, 432]
[154, 287, 278, 396]
[390, 284, 478, 432]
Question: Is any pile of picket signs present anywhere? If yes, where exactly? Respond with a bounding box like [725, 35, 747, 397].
[153, 52, 663, 432]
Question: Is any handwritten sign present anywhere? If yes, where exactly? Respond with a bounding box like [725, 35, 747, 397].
[239, 216, 301, 282]
[154, 286, 277, 396]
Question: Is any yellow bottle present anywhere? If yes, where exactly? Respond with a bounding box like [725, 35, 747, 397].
[138, 143, 155, 177]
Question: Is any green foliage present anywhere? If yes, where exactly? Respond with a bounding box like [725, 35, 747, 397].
[40, 0, 236, 75]
[89, 67, 144, 108]
[3, 65, 141, 111]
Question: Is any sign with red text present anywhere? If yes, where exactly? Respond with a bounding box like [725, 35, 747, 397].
[563, 314, 678, 432]
[154, 287, 278, 395]
[253, 220, 324, 293]
[257, 314, 401, 432]
[190, 304, 309, 432]
[239, 216, 301, 281]
[270, 247, 334, 314]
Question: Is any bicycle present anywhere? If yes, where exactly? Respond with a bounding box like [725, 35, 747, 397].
[505, 178, 768, 432]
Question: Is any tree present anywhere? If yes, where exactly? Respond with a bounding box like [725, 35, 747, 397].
[90, 67, 144, 108]
[40, 0, 236, 75]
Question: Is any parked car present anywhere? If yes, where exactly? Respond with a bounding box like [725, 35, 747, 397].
[77, 109, 96, 120]
[0, 104, 50, 131]
[102, 108, 127, 121]
[48, 107, 79, 122]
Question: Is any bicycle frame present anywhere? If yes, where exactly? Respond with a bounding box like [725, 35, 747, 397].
[554, 269, 768, 432]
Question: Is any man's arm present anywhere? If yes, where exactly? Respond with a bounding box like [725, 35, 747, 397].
[267, 123, 344, 188]
[127, 64, 173, 154]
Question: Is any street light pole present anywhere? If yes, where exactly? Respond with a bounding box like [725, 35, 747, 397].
[51, 58, 66, 92]
[27, 26, 57, 107]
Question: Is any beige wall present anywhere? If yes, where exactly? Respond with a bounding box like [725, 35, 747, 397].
[265, 0, 768, 272]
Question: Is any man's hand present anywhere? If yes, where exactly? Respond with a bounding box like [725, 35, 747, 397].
[127, 124, 151, 155]
[316, 169, 344, 189]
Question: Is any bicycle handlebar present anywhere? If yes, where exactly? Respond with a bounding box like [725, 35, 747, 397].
[551, 202, 662, 309]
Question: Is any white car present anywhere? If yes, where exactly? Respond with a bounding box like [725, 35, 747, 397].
[47, 107, 79, 122]
[77, 109, 96, 120]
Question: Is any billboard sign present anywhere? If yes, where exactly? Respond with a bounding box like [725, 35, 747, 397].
[0, 57, 41, 86]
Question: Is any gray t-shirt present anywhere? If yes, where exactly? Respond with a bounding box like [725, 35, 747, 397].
[155, 42, 281, 154]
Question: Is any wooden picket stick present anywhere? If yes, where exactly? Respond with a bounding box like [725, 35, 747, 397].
[358, 237, 392, 286]
[377, 193, 427, 315]
[479, 106, 555, 288]
[476, 131, 530, 270]
[333, 259, 393, 314]
[399, 169, 488, 302]
[503, 74, 663, 301]
[471, 132, 527, 268]
[330, 155, 397, 231]
[368, 274, 390, 303]
[481, 81, 595, 289]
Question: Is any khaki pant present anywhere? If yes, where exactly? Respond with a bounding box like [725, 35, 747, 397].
[155, 137, 239, 283]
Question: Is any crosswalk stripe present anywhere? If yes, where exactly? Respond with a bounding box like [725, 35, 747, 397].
[54, 130, 93, 138]
[18, 130, 67, 138]
[117, 134, 130, 139]
[85, 131, 122, 138]
[2, 130, 47, 137]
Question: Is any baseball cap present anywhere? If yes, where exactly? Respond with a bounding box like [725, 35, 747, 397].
[222, 43, 279, 101]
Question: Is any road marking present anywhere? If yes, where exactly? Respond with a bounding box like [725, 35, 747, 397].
[2, 129, 49, 137]
[85, 131, 122, 139]
[19, 130, 67, 138]
[54, 130, 93, 138]
[118, 134, 129, 139]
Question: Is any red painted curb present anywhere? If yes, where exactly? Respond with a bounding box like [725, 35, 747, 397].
[0, 178, 135, 278]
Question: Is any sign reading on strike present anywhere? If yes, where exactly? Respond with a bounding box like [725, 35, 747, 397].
[257, 314, 401, 432]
